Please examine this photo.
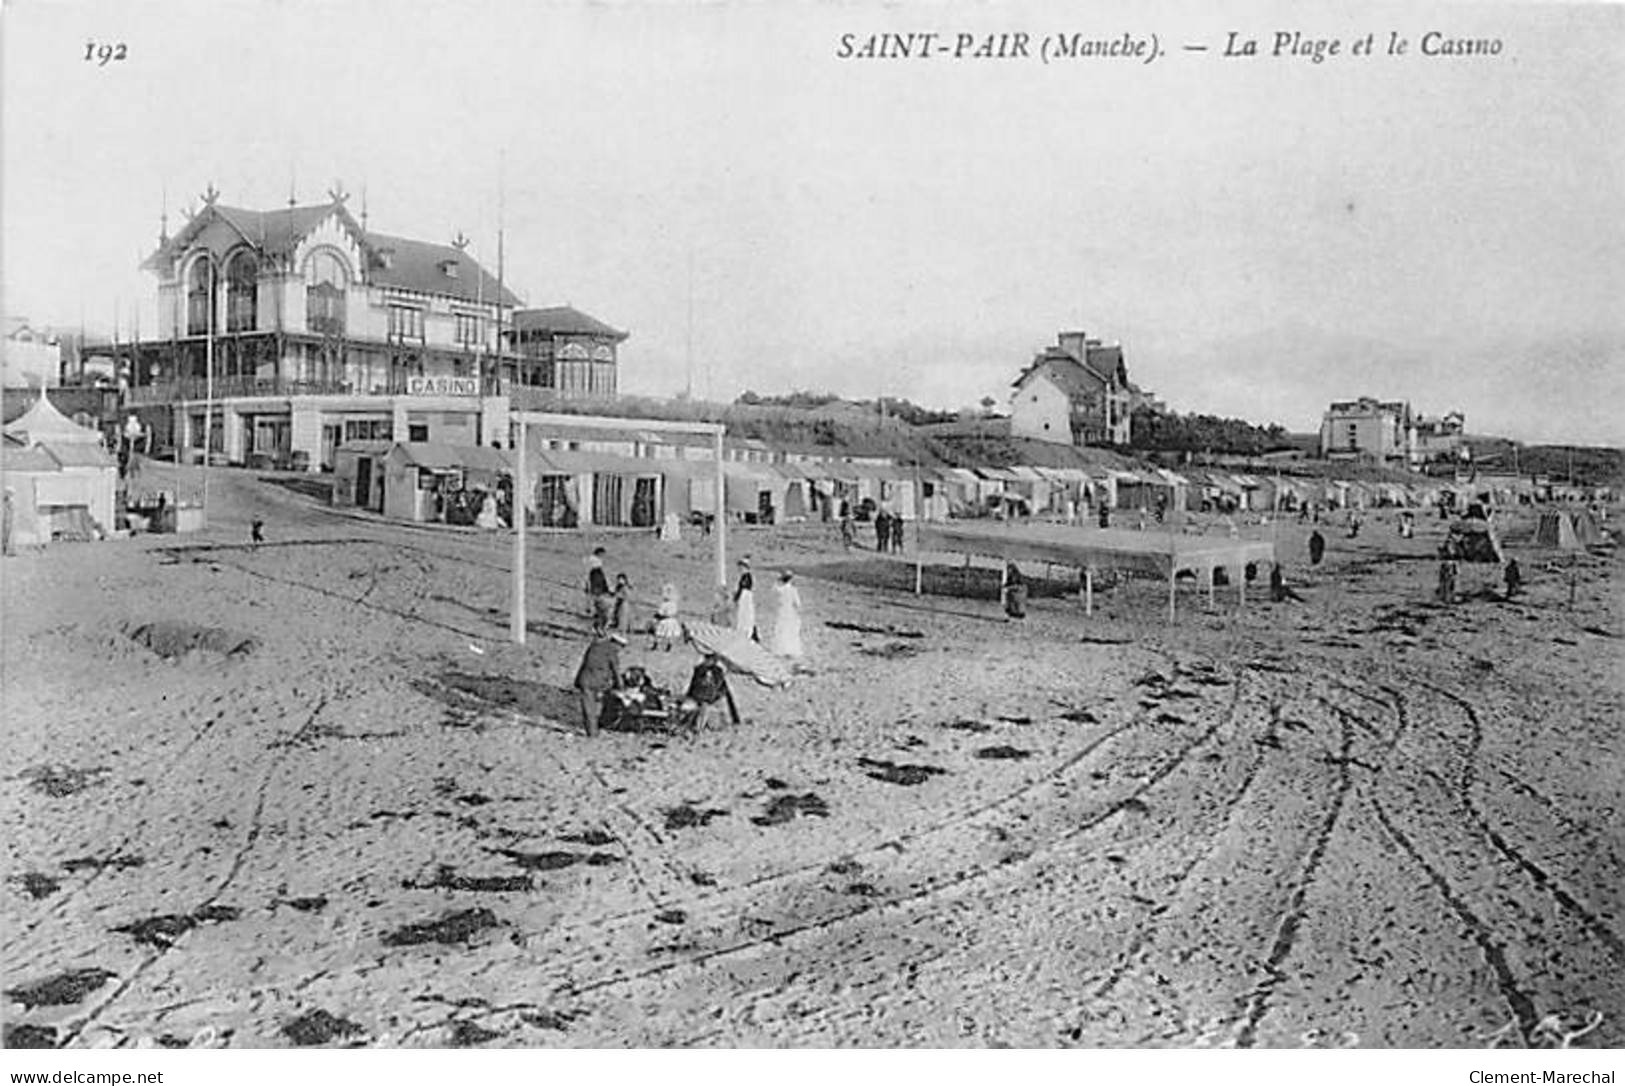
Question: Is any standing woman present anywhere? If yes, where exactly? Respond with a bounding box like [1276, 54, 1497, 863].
[770, 570, 804, 658]
[1002, 561, 1028, 620]
[733, 557, 758, 641]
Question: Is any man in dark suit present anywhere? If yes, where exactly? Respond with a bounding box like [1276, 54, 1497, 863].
[573, 631, 625, 737]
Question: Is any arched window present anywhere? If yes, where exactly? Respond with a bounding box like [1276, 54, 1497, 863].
[306, 251, 347, 335]
[226, 252, 258, 332]
[186, 258, 216, 335]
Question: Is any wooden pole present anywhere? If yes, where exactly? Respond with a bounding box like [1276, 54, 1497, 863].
[714, 426, 727, 591]
[511, 417, 527, 644]
[1085, 566, 1094, 616]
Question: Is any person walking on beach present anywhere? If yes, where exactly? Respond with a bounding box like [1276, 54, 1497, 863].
[611, 573, 632, 633]
[1308, 529, 1326, 566]
[250, 518, 265, 545]
[586, 547, 612, 632]
[734, 558, 758, 641]
[889, 513, 905, 554]
[1503, 557, 1523, 600]
[652, 583, 683, 651]
[1002, 561, 1028, 620]
[874, 510, 890, 553]
[769, 570, 804, 659]
[1098, 501, 1111, 529]
[1436, 548, 1458, 605]
[573, 631, 625, 737]
[839, 513, 855, 552]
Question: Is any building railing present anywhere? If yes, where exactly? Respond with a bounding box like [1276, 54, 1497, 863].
[125, 375, 506, 404]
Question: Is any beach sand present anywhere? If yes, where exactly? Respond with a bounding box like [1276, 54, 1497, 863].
[3, 467, 1620, 1048]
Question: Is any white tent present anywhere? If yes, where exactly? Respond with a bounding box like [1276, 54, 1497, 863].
[4, 393, 105, 446]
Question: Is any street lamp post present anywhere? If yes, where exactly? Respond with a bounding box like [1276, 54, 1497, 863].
[202, 255, 215, 521]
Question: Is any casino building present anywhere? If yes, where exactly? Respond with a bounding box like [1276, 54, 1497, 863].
[124, 186, 625, 470]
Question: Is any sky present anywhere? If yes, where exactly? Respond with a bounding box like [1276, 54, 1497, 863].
[3, 0, 1622, 444]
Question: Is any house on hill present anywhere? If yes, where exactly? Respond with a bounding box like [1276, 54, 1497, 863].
[1009, 331, 1136, 447]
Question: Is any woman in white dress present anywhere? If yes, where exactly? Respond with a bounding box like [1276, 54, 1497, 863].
[769, 570, 803, 658]
[733, 558, 758, 641]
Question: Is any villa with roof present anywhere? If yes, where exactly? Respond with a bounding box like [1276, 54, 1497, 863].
[124, 186, 625, 471]
[1009, 330, 1139, 447]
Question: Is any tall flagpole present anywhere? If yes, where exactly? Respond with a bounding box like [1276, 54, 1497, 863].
[502, 153, 528, 644]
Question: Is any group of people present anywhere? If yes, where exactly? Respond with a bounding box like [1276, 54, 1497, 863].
[873, 510, 906, 553]
[571, 549, 807, 739]
[572, 630, 740, 738]
[731, 557, 804, 658]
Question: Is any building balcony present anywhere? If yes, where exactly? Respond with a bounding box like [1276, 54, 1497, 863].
[126, 375, 505, 405]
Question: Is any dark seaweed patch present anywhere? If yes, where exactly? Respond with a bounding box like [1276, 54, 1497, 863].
[284, 896, 328, 912]
[859, 641, 922, 659]
[662, 803, 729, 830]
[21, 765, 110, 798]
[845, 882, 881, 897]
[826, 857, 863, 876]
[112, 903, 239, 949]
[191, 904, 241, 923]
[381, 907, 499, 947]
[6, 968, 116, 1009]
[522, 1009, 579, 1032]
[825, 621, 924, 639]
[976, 745, 1033, 761]
[62, 854, 143, 873]
[455, 794, 492, 807]
[1058, 708, 1098, 724]
[751, 792, 831, 826]
[409, 865, 533, 893]
[4, 1023, 57, 1048]
[942, 719, 992, 733]
[858, 757, 947, 787]
[558, 828, 617, 847]
[449, 1020, 502, 1047]
[282, 1009, 364, 1046]
[500, 850, 577, 871]
[995, 714, 1033, 725]
[655, 909, 687, 925]
[689, 871, 717, 887]
[764, 777, 789, 790]
[11, 872, 61, 899]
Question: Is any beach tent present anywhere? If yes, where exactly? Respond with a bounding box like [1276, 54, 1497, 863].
[2, 396, 117, 546]
[916, 520, 1278, 621]
[3, 393, 106, 447]
[1535, 510, 1602, 550]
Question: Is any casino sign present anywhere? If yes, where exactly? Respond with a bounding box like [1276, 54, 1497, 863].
[406, 376, 480, 397]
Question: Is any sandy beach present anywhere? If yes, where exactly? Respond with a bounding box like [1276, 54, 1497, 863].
[3, 468, 1621, 1048]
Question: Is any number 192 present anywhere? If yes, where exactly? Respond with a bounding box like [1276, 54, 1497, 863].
[84, 40, 127, 65]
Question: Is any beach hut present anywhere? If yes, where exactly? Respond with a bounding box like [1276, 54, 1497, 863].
[528, 448, 663, 528]
[332, 440, 394, 511]
[384, 443, 514, 524]
[2, 397, 117, 546]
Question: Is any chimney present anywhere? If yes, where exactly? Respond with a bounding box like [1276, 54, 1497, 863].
[1057, 330, 1088, 359]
